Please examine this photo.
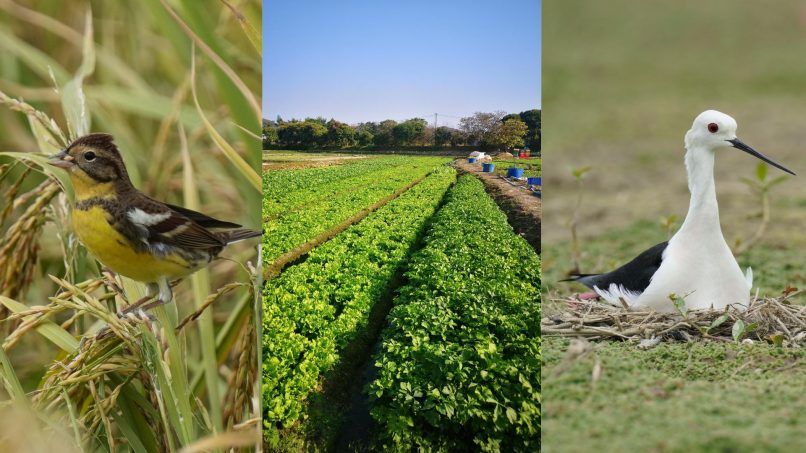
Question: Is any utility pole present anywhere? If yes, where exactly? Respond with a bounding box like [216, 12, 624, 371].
[434, 113, 438, 148]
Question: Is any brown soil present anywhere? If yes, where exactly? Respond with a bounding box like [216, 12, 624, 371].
[262, 154, 369, 171]
[263, 161, 331, 171]
[456, 160, 541, 253]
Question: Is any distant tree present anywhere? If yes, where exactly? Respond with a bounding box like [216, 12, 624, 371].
[373, 119, 397, 147]
[267, 114, 495, 150]
[307, 116, 328, 126]
[356, 129, 374, 147]
[277, 120, 327, 149]
[421, 126, 435, 147]
[490, 118, 528, 150]
[392, 118, 427, 146]
[502, 113, 519, 123]
[325, 120, 357, 148]
[355, 122, 379, 136]
[459, 111, 506, 148]
[262, 121, 278, 148]
[434, 126, 453, 147]
[518, 109, 541, 151]
[449, 129, 467, 147]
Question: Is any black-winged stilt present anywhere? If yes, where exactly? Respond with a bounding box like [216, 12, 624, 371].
[566, 110, 796, 311]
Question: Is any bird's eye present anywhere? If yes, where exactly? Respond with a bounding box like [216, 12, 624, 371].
[84, 151, 96, 161]
[707, 123, 719, 133]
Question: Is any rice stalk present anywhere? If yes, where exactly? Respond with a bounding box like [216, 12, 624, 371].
[0, 179, 60, 300]
[180, 122, 223, 434]
[1, 1, 261, 450]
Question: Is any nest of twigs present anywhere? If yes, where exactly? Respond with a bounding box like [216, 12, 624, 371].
[543, 291, 805, 348]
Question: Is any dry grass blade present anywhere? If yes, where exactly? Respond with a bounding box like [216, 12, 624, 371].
[0, 90, 67, 145]
[219, 0, 261, 54]
[543, 293, 805, 347]
[159, 0, 260, 116]
[177, 426, 261, 453]
[190, 50, 262, 191]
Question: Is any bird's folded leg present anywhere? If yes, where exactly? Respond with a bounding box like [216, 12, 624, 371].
[136, 278, 174, 311]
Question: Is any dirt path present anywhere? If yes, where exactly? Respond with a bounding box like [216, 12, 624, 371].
[455, 160, 541, 253]
[262, 153, 370, 171]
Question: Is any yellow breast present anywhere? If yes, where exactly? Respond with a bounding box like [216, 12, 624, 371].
[71, 206, 196, 282]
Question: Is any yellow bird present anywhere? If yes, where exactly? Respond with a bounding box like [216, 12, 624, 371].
[48, 133, 259, 307]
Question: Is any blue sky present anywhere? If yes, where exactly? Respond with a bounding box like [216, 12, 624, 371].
[263, 0, 540, 127]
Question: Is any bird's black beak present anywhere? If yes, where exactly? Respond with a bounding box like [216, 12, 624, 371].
[47, 150, 75, 169]
[727, 138, 796, 176]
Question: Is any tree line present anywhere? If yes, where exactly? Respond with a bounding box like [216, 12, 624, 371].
[262, 109, 540, 152]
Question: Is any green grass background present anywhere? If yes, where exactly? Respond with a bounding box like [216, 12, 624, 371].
[542, 0, 805, 450]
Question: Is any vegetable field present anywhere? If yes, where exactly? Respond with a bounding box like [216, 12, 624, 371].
[261, 154, 541, 450]
[492, 157, 541, 178]
[370, 176, 540, 451]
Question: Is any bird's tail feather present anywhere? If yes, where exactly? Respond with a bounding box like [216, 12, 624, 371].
[221, 229, 261, 244]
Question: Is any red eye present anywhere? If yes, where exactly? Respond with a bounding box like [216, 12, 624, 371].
[707, 123, 719, 133]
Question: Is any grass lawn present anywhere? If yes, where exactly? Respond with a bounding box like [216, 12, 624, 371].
[542, 338, 804, 452]
[543, 221, 805, 452]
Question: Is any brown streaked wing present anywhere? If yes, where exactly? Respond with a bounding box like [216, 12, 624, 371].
[163, 202, 242, 229]
[147, 210, 226, 249]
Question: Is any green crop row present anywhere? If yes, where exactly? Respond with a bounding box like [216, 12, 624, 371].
[491, 158, 541, 177]
[262, 158, 450, 263]
[369, 175, 541, 452]
[263, 156, 446, 217]
[262, 166, 457, 436]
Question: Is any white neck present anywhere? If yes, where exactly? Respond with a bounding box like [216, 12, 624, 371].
[679, 145, 721, 235]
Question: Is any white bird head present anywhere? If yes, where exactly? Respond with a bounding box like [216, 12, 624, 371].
[685, 109, 795, 175]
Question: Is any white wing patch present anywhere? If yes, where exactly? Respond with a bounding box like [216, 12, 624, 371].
[127, 208, 170, 226]
[593, 284, 642, 307]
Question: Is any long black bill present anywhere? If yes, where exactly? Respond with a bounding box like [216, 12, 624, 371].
[728, 138, 796, 176]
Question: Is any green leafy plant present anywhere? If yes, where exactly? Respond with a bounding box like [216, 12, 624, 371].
[735, 162, 790, 254]
[731, 319, 759, 342]
[568, 166, 591, 273]
[262, 156, 448, 263]
[261, 163, 455, 443]
[369, 175, 541, 451]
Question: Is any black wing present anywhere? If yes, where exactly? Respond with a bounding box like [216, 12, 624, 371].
[565, 241, 668, 293]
